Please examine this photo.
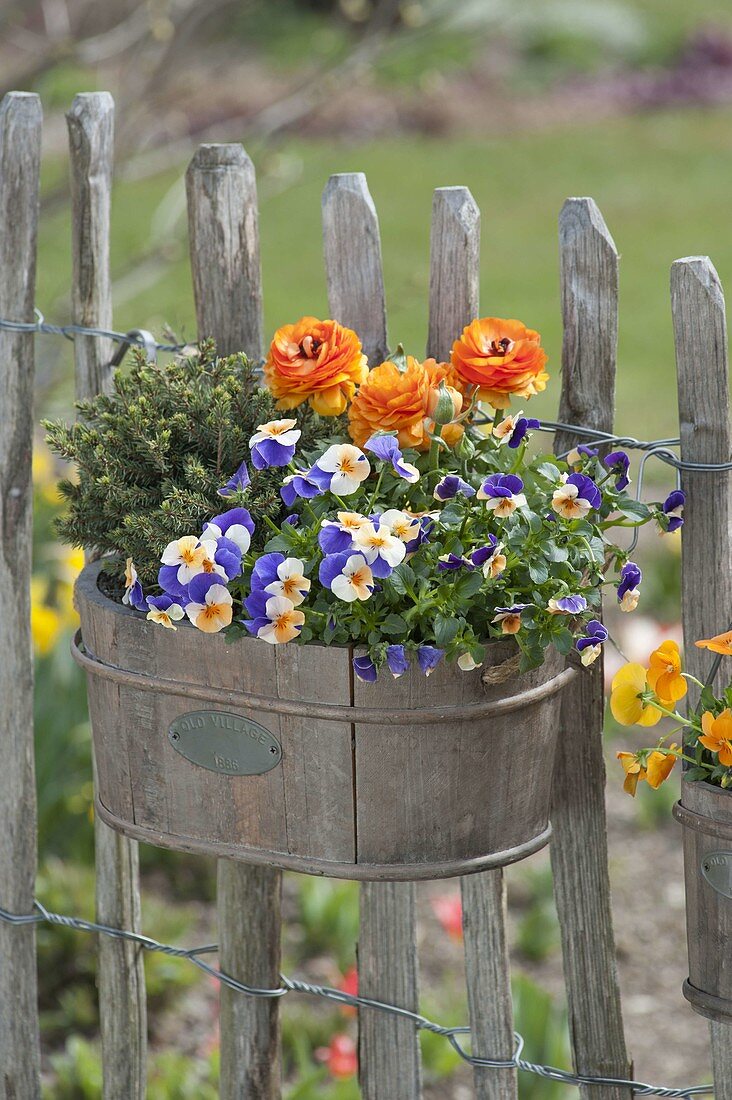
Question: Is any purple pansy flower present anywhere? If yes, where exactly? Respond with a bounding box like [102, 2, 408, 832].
[386, 645, 410, 678]
[218, 458, 251, 498]
[567, 444, 599, 465]
[122, 558, 146, 611]
[548, 593, 588, 615]
[319, 552, 374, 602]
[433, 474, 476, 501]
[576, 619, 608, 666]
[212, 535, 243, 581]
[477, 473, 527, 517]
[417, 645, 445, 677]
[552, 472, 602, 518]
[438, 553, 472, 572]
[203, 507, 255, 554]
[284, 514, 299, 527]
[603, 450, 631, 491]
[318, 513, 369, 555]
[250, 552, 286, 591]
[353, 654, 378, 683]
[405, 514, 434, 555]
[158, 564, 189, 602]
[145, 593, 185, 630]
[662, 489, 685, 532]
[507, 415, 541, 449]
[470, 535, 499, 569]
[281, 469, 324, 508]
[617, 561, 642, 611]
[249, 418, 301, 470]
[365, 434, 419, 483]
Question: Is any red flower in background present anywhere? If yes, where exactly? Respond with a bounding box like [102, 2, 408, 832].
[431, 893, 463, 941]
[316, 1033, 358, 1078]
[338, 965, 359, 1016]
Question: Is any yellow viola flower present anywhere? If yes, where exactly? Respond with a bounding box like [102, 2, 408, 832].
[30, 578, 62, 656]
[646, 746, 678, 789]
[609, 663, 662, 727]
[617, 746, 677, 796]
[646, 640, 687, 705]
[696, 631, 732, 656]
[699, 709, 732, 766]
[617, 751, 646, 796]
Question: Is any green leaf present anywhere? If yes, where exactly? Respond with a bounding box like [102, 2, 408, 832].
[434, 614, 460, 648]
[528, 558, 548, 585]
[381, 613, 408, 635]
[535, 461, 561, 483]
[389, 563, 416, 595]
[615, 497, 652, 522]
[455, 571, 484, 599]
[685, 767, 710, 782]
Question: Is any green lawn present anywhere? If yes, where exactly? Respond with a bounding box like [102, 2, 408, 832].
[37, 105, 732, 442]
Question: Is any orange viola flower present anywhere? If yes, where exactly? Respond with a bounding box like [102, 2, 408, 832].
[700, 709, 732, 766]
[347, 356, 465, 451]
[264, 317, 367, 416]
[696, 631, 732, 656]
[450, 317, 548, 409]
[646, 640, 687, 706]
[617, 747, 677, 796]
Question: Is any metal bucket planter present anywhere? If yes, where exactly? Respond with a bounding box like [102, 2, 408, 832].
[73, 560, 575, 882]
[674, 777, 732, 1022]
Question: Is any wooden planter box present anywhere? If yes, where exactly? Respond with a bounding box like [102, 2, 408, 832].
[74, 560, 574, 881]
[674, 778, 732, 1022]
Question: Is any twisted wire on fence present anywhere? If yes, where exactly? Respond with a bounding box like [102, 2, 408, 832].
[0, 901, 713, 1097]
[3, 308, 729, 1096]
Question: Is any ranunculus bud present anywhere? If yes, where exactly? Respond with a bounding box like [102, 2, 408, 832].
[426, 380, 462, 425]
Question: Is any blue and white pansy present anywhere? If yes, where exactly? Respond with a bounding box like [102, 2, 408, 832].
[352, 520, 407, 577]
[364, 434, 420, 484]
[314, 443, 371, 495]
[319, 552, 375, 602]
[249, 418, 301, 469]
[123, 558, 146, 611]
[146, 594, 185, 630]
[478, 474, 527, 517]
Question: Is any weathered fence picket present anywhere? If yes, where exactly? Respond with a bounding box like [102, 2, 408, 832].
[0, 89, 43, 1100]
[552, 197, 633, 1100]
[67, 90, 148, 1100]
[322, 170, 422, 1099]
[4, 82, 732, 1099]
[672, 255, 732, 1099]
[186, 142, 284, 1100]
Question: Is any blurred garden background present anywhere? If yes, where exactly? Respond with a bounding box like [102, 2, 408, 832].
[6, 0, 732, 1093]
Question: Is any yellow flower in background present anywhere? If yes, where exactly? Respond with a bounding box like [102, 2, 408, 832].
[609, 663, 662, 727]
[30, 579, 62, 656]
[646, 640, 687, 706]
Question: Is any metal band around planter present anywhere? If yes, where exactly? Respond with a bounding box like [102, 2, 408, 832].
[673, 800, 732, 844]
[94, 795, 554, 881]
[71, 631, 576, 725]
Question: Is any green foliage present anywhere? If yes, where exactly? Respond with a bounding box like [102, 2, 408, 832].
[43, 343, 331, 585]
[44, 1037, 220, 1100]
[291, 879, 359, 971]
[513, 867, 560, 963]
[512, 973, 570, 1100]
[37, 859, 199, 1044]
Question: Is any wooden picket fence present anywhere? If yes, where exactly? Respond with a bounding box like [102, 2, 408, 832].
[1, 85, 731, 1100]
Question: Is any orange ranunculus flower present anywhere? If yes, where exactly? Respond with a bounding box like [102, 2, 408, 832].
[696, 631, 732, 656]
[646, 640, 687, 706]
[264, 317, 368, 416]
[348, 357, 465, 451]
[450, 317, 549, 409]
[700, 709, 732, 766]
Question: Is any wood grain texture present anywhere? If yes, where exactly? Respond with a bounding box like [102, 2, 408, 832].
[0, 89, 42, 1100]
[426, 186, 480, 362]
[425, 180, 517, 1100]
[551, 198, 633, 1100]
[186, 141, 281, 1099]
[186, 144, 264, 358]
[217, 861, 282, 1099]
[461, 871, 517, 1099]
[66, 92, 115, 397]
[321, 169, 420, 1096]
[672, 256, 732, 1089]
[358, 881, 421, 1100]
[67, 90, 148, 1100]
[322, 173, 388, 365]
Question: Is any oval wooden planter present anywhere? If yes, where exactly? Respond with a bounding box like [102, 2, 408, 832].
[674, 777, 732, 1022]
[74, 560, 575, 881]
